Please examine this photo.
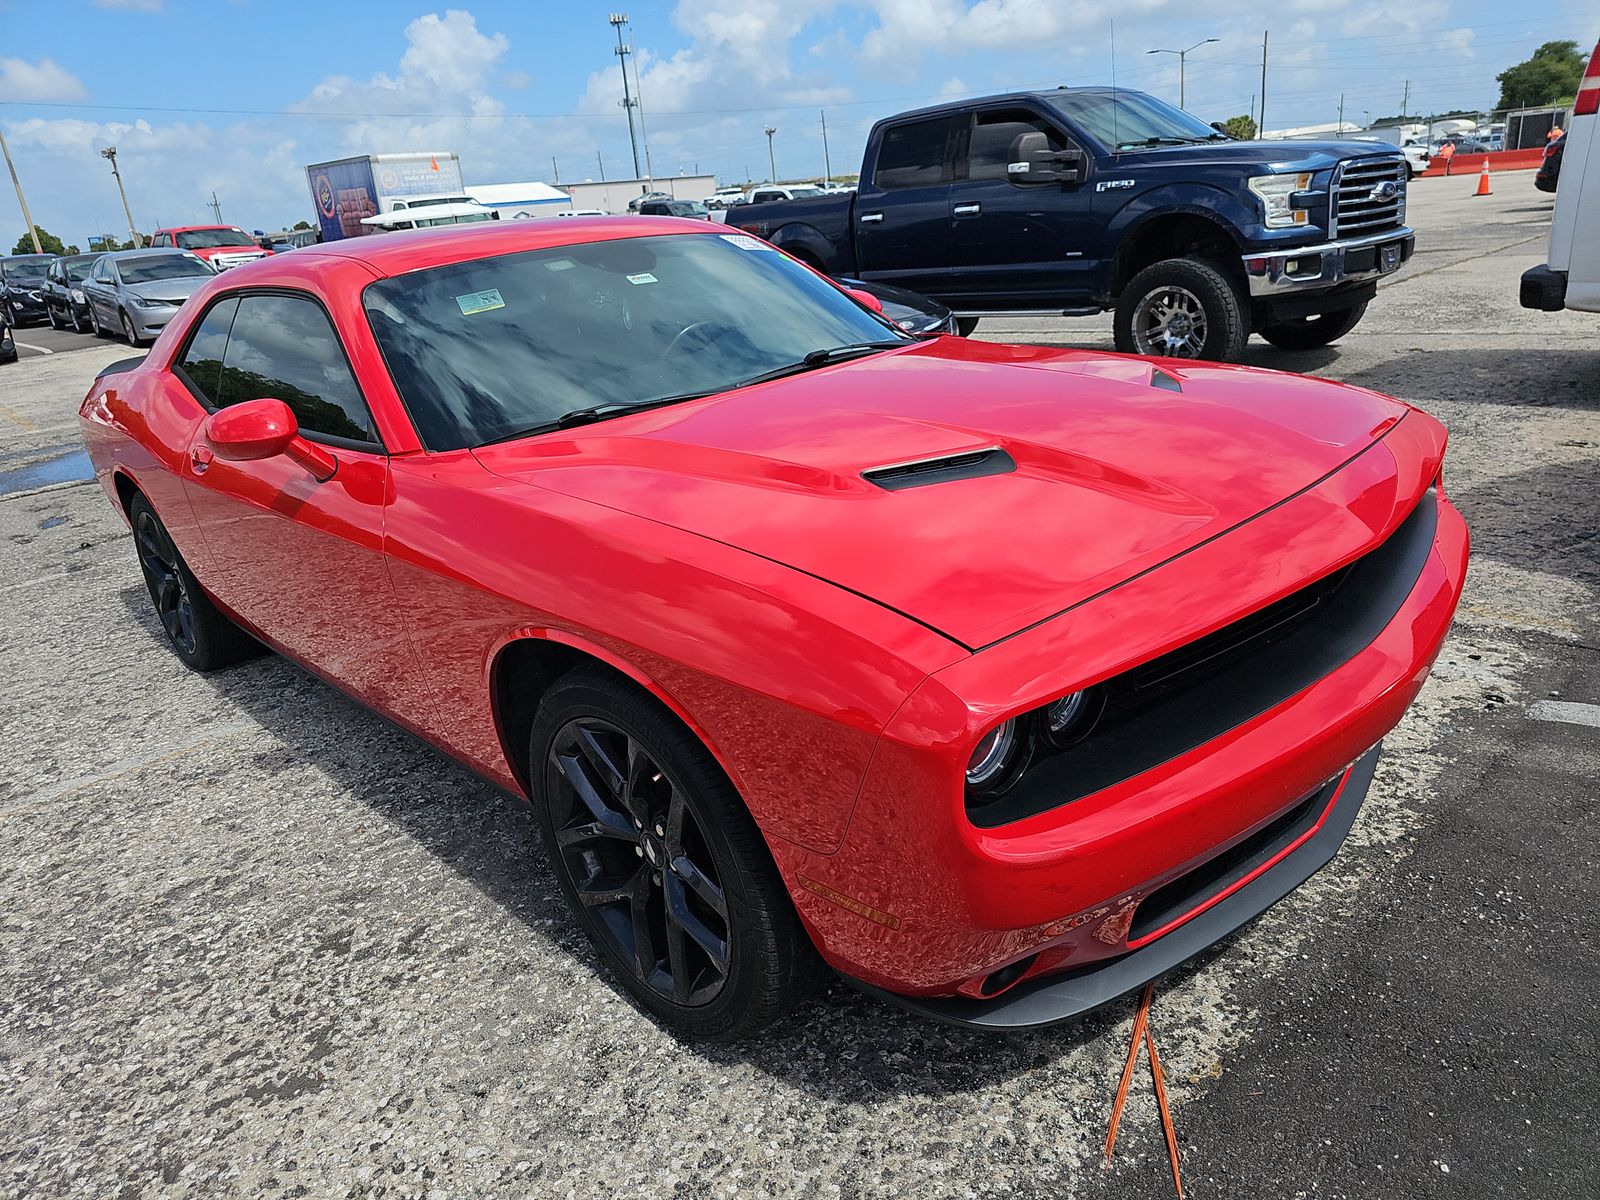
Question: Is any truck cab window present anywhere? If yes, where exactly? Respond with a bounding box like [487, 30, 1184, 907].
[875, 118, 953, 190]
[966, 111, 1070, 182]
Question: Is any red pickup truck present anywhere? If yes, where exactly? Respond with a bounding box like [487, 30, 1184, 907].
[145, 225, 272, 272]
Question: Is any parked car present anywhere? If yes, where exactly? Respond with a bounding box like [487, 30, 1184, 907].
[1522, 39, 1599, 313]
[0, 305, 16, 364]
[43, 253, 101, 332]
[1, 253, 55, 326]
[732, 86, 1415, 357]
[80, 218, 1466, 1040]
[1535, 132, 1565, 193]
[146, 226, 272, 271]
[837, 276, 956, 334]
[707, 187, 749, 210]
[746, 184, 828, 204]
[82, 249, 215, 345]
[1400, 141, 1431, 179]
[626, 191, 673, 213]
[637, 199, 712, 219]
[359, 201, 499, 231]
[555, 208, 611, 218]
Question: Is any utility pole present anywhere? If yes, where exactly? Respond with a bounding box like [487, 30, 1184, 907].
[1249, 93, 1256, 129]
[100, 146, 142, 248]
[551, 156, 560, 184]
[609, 13, 642, 180]
[1401, 79, 1411, 122]
[1337, 94, 1345, 138]
[820, 110, 832, 183]
[764, 126, 777, 183]
[1259, 31, 1270, 137]
[623, 16, 655, 183]
[0, 124, 42, 253]
[1146, 38, 1217, 110]
[208, 191, 223, 223]
[596, 150, 605, 182]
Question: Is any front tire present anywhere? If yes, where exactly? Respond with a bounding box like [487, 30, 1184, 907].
[1114, 257, 1250, 362]
[530, 668, 821, 1041]
[955, 316, 981, 337]
[1258, 301, 1368, 350]
[128, 494, 261, 672]
[48, 305, 60, 330]
[120, 310, 142, 346]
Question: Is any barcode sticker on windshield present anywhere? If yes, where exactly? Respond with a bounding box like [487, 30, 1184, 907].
[455, 289, 505, 315]
[626, 272, 658, 285]
[720, 234, 767, 251]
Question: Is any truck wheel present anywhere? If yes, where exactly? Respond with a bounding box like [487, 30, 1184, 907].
[955, 317, 981, 337]
[1114, 258, 1250, 361]
[1258, 301, 1368, 351]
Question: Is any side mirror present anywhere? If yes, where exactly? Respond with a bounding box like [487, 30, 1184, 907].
[846, 287, 885, 315]
[1006, 132, 1086, 186]
[203, 397, 337, 481]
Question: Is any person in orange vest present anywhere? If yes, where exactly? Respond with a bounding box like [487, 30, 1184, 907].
[1438, 140, 1457, 175]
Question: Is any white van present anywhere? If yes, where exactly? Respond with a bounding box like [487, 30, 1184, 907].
[1521, 38, 1600, 313]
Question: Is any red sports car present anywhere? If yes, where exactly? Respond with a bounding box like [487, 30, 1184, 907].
[79, 217, 1468, 1040]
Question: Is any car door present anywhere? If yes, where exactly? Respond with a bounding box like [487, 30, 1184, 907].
[853, 114, 958, 295]
[944, 105, 1097, 308]
[177, 291, 415, 708]
[86, 257, 118, 326]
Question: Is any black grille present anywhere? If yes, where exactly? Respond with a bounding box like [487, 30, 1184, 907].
[1333, 157, 1407, 236]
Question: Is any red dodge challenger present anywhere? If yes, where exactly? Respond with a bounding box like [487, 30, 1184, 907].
[79, 217, 1468, 1040]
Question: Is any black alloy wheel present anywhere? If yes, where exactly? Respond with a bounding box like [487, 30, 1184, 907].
[531, 669, 821, 1040]
[547, 715, 732, 1007]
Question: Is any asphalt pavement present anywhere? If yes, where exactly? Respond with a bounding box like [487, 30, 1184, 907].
[1, 174, 1595, 1199]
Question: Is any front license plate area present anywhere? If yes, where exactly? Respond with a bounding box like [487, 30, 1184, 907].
[1379, 242, 1402, 273]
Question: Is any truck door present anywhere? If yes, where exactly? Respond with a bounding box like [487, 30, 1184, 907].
[945, 107, 1098, 309]
[853, 115, 958, 296]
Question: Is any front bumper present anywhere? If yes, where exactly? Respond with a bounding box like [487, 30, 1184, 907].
[5, 293, 47, 322]
[850, 746, 1381, 1029]
[1242, 228, 1415, 298]
[1519, 264, 1567, 312]
[127, 304, 178, 338]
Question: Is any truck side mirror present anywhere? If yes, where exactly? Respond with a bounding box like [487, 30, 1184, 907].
[1006, 132, 1086, 186]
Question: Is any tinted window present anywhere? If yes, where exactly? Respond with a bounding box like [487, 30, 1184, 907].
[218, 295, 375, 444]
[177, 297, 239, 406]
[117, 254, 212, 284]
[176, 228, 256, 249]
[966, 110, 1070, 181]
[874, 118, 952, 189]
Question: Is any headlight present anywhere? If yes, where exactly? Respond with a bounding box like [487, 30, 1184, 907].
[1041, 689, 1101, 749]
[1247, 172, 1313, 229]
[966, 718, 1024, 793]
[71, 289, 85, 303]
[129, 296, 164, 308]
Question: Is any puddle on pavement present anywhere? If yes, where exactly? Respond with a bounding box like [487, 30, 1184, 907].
[0, 449, 94, 495]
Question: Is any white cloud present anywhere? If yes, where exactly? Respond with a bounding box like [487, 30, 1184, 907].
[0, 57, 88, 103]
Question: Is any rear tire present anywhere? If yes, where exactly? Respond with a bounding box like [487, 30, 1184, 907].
[530, 667, 822, 1041]
[1258, 301, 1368, 350]
[89, 305, 106, 338]
[1114, 257, 1250, 362]
[128, 494, 262, 672]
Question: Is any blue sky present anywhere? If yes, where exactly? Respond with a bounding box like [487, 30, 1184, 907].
[0, 0, 1592, 244]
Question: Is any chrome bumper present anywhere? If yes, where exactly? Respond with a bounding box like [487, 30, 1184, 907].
[1241, 227, 1415, 298]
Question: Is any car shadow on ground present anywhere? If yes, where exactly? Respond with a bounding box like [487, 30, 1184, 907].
[116, 582, 1242, 1098]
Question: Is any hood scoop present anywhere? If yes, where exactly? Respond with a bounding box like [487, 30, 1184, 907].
[862, 447, 1016, 492]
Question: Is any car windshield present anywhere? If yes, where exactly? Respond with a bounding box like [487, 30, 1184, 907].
[175, 229, 256, 249]
[1054, 90, 1223, 150]
[119, 254, 211, 283]
[365, 231, 908, 450]
[65, 259, 95, 281]
[5, 257, 52, 280]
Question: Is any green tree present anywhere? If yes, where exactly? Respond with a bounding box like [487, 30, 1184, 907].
[291, 220, 312, 231]
[1496, 40, 1586, 110]
[1221, 114, 1257, 140]
[10, 226, 70, 256]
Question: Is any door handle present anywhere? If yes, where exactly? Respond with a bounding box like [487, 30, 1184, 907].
[190, 445, 213, 475]
[859, 212, 884, 224]
[953, 202, 982, 216]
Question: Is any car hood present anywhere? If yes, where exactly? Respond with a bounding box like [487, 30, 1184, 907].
[124, 278, 211, 303]
[1116, 139, 1402, 173]
[473, 340, 1409, 648]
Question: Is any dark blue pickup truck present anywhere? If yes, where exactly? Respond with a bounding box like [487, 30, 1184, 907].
[732, 87, 1415, 360]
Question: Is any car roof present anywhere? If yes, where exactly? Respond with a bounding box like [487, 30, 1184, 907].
[275, 215, 720, 279]
[875, 85, 1119, 125]
[2, 253, 56, 263]
[157, 224, 243, 232]
[105, 247, 207, 259]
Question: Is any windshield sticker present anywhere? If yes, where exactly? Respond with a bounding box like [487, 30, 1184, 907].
[719, 234, 768, 251]
[455, 288, 505, 315]
[626, 272, 658, 285]
[543, 259, 576, 271]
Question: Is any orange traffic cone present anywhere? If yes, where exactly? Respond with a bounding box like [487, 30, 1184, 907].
[1474, 159, 1492, 196]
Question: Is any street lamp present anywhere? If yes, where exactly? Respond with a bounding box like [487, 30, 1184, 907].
[764, 126, 777, 183]
[99, 146, 142, 248]
[1146, 38, 1218, 110]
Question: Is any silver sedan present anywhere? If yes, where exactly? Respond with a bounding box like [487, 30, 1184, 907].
[82, 249, 215, 346]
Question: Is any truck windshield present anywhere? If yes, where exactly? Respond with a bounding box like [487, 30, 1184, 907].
[1054, 90, 1225, 151]
[364, 231, 908, 450]
[176, 229, 257, 249]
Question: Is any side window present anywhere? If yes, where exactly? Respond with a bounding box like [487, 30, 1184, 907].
[874, 118, 953, 189]
[218, 294, 377, 445]
[177, 297, 239, 406]
[965, 110, 1070, 182]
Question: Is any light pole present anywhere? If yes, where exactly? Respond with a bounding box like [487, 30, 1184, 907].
[0, 124, 42, 253]
[1146, 38, 1218, 109]
[764, 126, 777, 183]
[100, 147, 142, 247]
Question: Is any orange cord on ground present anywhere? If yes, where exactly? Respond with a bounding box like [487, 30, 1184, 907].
[1102, 981, 1186, 1198]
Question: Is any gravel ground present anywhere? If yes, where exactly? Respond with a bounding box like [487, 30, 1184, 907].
[1, 176, 1595, 1199]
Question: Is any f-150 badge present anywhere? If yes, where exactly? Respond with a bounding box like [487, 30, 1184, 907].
[1096, 179, 1136, 192]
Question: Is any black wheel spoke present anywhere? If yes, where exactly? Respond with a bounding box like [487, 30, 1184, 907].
[665, 875, 729, 970]
[629, 869, 659, 978]
[575, 864, 643, 908]
[670, 853, 728, 920]
[572, 723, 626, 797]
[622, 739, 660, 827]
[556, 817, 636, 849]
[554, 747, 635, 840]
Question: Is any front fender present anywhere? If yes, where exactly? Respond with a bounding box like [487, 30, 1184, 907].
[764, 221, 848, 272]
[1104, 183, 1253, 247]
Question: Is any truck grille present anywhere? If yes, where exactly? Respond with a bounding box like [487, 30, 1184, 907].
[1332, 158, 1406, 236]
